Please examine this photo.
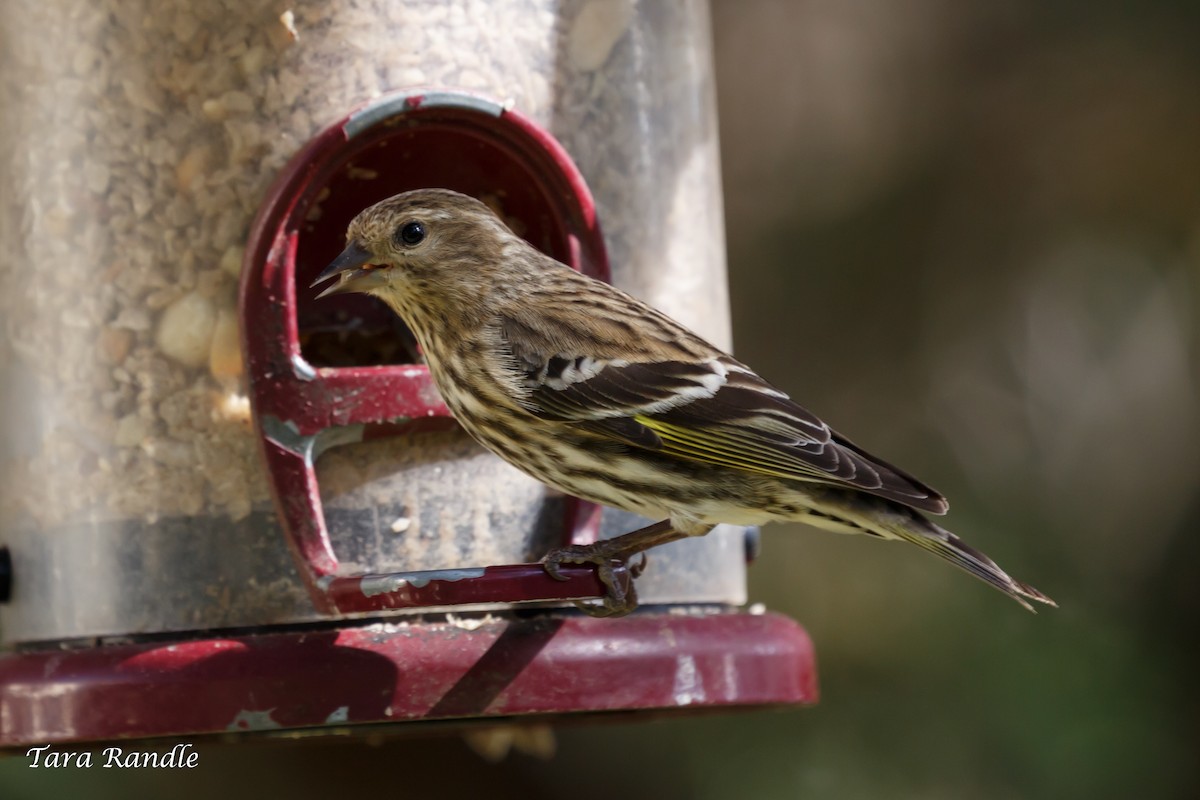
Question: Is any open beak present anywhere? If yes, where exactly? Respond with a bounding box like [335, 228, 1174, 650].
[311, 242, 384, 298]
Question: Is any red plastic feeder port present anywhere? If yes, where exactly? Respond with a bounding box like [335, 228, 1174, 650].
[239, 90, 614, 614]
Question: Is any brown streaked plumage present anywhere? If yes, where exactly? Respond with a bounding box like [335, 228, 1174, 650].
[314, 188, 1055, 616]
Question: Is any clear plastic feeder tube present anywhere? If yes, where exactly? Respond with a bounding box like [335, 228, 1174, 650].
[0, 0, 737, 645]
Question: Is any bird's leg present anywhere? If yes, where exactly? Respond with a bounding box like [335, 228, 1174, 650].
[542, 519, 691, 617]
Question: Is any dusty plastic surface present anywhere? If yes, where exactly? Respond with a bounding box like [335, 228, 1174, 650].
[0, 0, 735, 643]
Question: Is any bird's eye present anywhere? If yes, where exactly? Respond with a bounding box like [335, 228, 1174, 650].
[397, 221, 426, 246]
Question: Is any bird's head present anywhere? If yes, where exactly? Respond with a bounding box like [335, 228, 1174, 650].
[311, 188, 525, 315]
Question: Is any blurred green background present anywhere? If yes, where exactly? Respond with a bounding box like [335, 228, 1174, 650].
[3, 1, 1197, 797]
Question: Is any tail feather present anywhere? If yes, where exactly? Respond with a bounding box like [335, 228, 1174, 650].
[889, 520, 1057, 612]
[804, 490, 1057, 611]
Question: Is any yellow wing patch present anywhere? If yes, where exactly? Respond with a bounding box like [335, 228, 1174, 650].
[633, 415, 831, 484]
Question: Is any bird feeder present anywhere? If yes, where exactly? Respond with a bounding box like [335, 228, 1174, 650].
[0, 1, 816, 747]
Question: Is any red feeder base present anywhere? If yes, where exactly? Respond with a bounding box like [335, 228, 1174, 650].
[0, 612, 816, 747]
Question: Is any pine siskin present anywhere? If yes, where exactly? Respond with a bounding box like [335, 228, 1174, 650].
[313, 188, 1055, 616]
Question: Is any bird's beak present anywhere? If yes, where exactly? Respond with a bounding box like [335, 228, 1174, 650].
[311, 242, 385, 298]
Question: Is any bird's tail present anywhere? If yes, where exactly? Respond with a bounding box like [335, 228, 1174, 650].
[804, 492, 1057, 612]
[886, 518, 1057, 612]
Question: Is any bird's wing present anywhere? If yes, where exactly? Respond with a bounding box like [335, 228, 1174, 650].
[499, 311, 948, 514]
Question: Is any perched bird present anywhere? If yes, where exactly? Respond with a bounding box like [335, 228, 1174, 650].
[314, 188, 1055, 616]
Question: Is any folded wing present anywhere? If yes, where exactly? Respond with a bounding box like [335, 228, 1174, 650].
[501, 312, 948, 514]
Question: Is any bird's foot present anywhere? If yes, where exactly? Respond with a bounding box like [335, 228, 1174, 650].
[542, 540, 648, 617]
[542, 520, 689, 618]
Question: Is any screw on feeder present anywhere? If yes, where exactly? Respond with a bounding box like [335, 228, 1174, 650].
[743, 526, 762, 564]
[0, 546, 10, 603]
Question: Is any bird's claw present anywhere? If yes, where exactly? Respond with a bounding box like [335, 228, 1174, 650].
[541, 542, 643, 617]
